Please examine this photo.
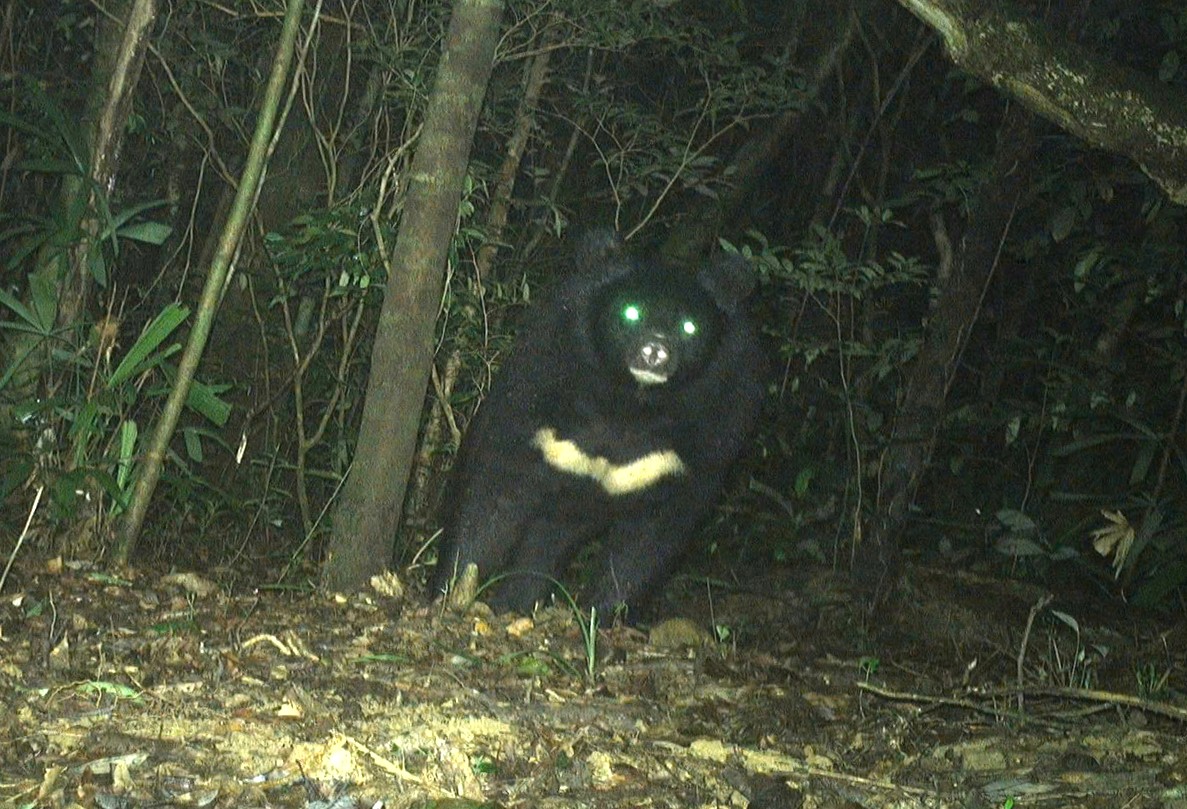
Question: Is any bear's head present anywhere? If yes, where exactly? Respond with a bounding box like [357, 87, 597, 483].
[574, 233, 756, 392]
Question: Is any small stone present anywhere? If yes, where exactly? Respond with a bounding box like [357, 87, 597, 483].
[648, 617, 712, 650]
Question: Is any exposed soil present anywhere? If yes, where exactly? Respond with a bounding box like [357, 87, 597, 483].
[1, 554, 1185, 809]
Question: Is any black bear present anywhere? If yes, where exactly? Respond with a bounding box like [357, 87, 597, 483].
[431, 232, 765, 615]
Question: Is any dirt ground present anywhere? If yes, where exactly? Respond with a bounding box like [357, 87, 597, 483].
[1, 553, 1185, 809]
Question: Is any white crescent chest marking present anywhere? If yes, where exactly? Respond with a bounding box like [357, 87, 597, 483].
[531, 427, 686, 495]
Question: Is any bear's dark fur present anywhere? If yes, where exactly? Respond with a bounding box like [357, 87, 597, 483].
[431, 232, 765, 615]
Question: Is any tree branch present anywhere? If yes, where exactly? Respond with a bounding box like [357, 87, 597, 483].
[895, 0, 1187, 203]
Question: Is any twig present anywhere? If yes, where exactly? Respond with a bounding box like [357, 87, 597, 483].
[857, 680, 1187, 724]
[857, 681, 1033, 724]
[1017, 593, 1054, 712]
[0, 485, 44, 595]
[338, 733, 424, 784]
[979, 684, 1187, 723]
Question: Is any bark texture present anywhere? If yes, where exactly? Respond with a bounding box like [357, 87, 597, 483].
[61, 0, 158, 330]
[860, 105, 1039, 605]
[322, 0, 505, 591]
[895, 0, 1187, 203]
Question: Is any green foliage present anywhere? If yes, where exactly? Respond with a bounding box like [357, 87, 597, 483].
[256, 199, 396, 540]
[0, 81, 172, 290]
[551, 583, 601, 684]
[1133, 661, 1171, 699]
[557, 28, 803, 225]
[737, 217, 929, 372]
[723, 217, 930, 563]
[0, 297, 231, 522]
[468, 571, 600, 683]
[960, 181, 1187, 603]
[989, 508, 1081, 582]
[0, 79, 217, 541]
[908, 161, 985, 214]
[3, 0, 1184, 617]
[1043, 609, 1107, 690]
[265, 204, 390, 296]
[858, 656, 880, 679]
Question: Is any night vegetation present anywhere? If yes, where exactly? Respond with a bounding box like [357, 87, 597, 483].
[1, 0, 1186, 612]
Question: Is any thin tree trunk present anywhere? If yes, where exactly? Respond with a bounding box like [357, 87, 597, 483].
[322, 0, 505, 592]
[860, 104, 1038, 604]
[2, 0, 157, 406]
[114, 0, 308, 562]
[405, 31, 554, 529]
[60, 0, 158, 331]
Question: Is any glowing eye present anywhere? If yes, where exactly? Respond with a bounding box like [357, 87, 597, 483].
[623, 305, 642, 322]
[682, 320, 697, 336]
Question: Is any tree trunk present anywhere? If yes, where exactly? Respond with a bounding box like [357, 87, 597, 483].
[404, 32, 554, 533]
[2, 0, 156, 405]
[114, 0, 307, 561]
[322, 0, 505, 592]
[60, 0, 158, 330]
[663, 9, 858, 262]
[860, 104, 1039, 604]
[893, 0, 1187, 203]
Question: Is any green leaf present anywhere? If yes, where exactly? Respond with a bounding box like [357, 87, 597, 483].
[147, 368, 233, 426]
[1130, 442, 1156, 486]
[117, 420, 138, 490]
[88, 246, 108, 287]
[1072, 248, 1102, 281]
[29, 268, 59, 331]
[514, 654, 552, 678]
[69, 399, 102, 466]
[24, 76, 88, 172]
[1133, 560, 1187, 608]
[1158, 49, 1180, 83]
[183, 378, 233, 426]
[1049, 609, 1080, 633]
[2, 223, 54, 272]
[0, 108, 50, 139]
[99, 199, 169, 241]
[995, 535, 1046, 557]
[108, 303, 190, 386]
[15, 158, 81, 175]
[75, 680, 140, 701]
[1053, 432, 1148, 456]
[118, 221, 172, 245]
[995, 508, 1036, 533]
[183, 427, 203, 462]
[793, 467, 814, 497]
[88, 468, 128, 511]
[353, 653, 411, 664]
[0, 287, 40, 330]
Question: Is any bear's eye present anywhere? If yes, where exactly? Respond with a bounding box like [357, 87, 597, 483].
[681, 319, 697, 336]
[622, 304, 643, 323]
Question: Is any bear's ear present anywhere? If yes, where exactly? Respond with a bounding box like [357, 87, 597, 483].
[573, 229, 623, 272]
[698, 252, 757, 313]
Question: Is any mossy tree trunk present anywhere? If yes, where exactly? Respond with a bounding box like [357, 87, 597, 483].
[404, 31, 555, 534]
[893, 0, 1187, 203]
[321, 0, 505, 592]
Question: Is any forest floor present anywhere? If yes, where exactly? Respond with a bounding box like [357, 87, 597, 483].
[1, 551, 1186, 809]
